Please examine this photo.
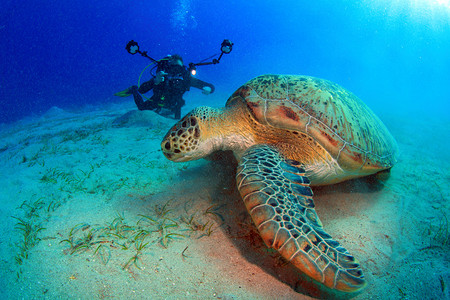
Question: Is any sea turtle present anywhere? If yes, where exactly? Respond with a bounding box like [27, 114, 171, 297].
[161, 74, 398, 293]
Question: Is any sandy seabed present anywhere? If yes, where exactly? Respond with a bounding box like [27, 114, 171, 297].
[0, 101, 448, 300]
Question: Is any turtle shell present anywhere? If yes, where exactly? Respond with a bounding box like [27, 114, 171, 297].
[225, 74, 398, 171]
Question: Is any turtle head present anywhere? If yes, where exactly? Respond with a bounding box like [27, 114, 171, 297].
[161, 106, 222, 162]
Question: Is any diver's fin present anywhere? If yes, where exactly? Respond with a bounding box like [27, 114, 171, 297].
[114, 88, 133, 97]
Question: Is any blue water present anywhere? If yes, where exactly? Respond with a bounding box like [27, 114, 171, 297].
[1, 0, 449, 123]
[1, 2, 449, 298]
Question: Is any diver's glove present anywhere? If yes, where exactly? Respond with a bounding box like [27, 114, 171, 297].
[202, 86, 212, 95]
[114, 86, 138, 97]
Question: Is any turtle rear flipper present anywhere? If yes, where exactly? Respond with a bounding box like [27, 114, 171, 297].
[236, 145, 366, 292]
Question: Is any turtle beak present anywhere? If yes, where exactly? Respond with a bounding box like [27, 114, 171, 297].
[162, 150, 174, 160]
[160, 114, 201, 162]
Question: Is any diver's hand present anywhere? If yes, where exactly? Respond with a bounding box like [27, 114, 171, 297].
[202, 86, 212, 95]
[155, 71, 168, 85]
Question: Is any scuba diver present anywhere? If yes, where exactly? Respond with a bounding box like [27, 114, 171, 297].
[115, 40, 233, 119]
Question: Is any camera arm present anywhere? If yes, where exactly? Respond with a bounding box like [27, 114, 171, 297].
[188, 39, 233, 72]
[125, 40, 158, 63]
[126, 39, 233, 74]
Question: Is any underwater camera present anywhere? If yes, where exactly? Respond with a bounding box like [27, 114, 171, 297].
[125, 39, 233, 76]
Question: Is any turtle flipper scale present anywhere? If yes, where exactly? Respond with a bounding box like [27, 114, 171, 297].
[236, 145, 366, 292]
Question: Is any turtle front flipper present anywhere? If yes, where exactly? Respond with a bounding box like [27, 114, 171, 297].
[236, 145, 366, 293]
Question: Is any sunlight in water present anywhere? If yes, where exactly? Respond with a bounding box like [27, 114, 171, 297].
[367, 0, 450, 30]
[372, 0, 450, 13]
[435, 0, 450, 7]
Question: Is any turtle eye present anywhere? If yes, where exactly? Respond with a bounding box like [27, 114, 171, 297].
[164, 142, 171, 150]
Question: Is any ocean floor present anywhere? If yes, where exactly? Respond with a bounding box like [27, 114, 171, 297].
[0, 101, 448, 299]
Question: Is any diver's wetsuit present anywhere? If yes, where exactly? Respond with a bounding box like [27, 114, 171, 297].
[131, 65, 215, 119]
